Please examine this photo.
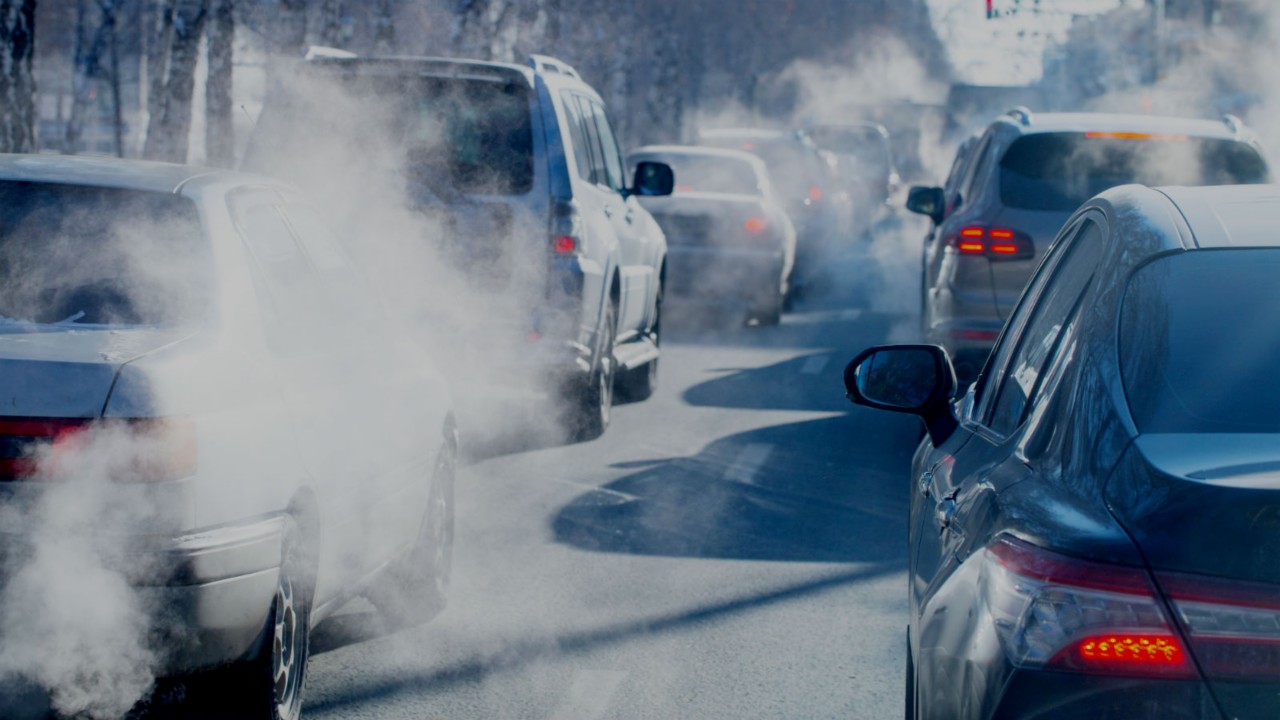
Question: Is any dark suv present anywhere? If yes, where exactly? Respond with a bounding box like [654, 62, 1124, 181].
[907, 110, 1269, 380]
[246, 51, 673, 439]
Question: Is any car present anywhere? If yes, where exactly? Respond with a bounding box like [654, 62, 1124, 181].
[843, 182, 1280, 720]
[805, 122, 901, 238]
[625, 145, 796, 325]
[245, 50, 674, 440]
[696, 128, 845, 297]
[0, 155, 456, 719]
[907, 109, 1270, 380]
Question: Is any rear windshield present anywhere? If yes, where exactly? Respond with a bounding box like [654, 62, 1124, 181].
[0, 182, 209, 326]
[250, 71, 534, 196]
[1120, 250, 1280, 433]
[807, 127, 891, 169]
[702, 137, 821, 201]
[1000, 133, 1269, 211]
[657, 155, 761, 196]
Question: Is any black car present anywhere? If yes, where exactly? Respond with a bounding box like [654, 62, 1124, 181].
[844, 183, 1280, 719]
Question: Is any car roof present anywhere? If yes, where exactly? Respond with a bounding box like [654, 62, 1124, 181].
[629, 144, 765, 165]
[1159, 184, 1280, 249]
[0, 154, 266, 194]
[1000, 111, 1246, 141]
[302, 54, 539, 87]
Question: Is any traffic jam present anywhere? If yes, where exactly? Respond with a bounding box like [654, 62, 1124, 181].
[0, 1, 1275, 718]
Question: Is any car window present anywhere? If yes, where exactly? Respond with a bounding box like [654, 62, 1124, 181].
[589, 101, 626, 192]
[942, 139, 975, 213]
[561, 91, 595, 183]
[956, 132, 994, 209]
[0, 181, 209, 326]
[986, 219, 1104, 435]
[230, 191, 324, 351]
[574, 95, 608, 187]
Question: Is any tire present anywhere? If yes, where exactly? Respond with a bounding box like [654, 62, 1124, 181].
[369, 442, 456, 628]
[904, 629, 916, 720]
[563, 301, 616, 441]
[616, 286, 661, 403]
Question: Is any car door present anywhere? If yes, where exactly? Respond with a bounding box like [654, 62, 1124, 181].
[912, 215, 1106, 623]
[562, 92, 618, 330]
[587, 98, 654, 337]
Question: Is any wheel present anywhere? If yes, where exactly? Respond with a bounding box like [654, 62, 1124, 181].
[616, 286, 661, 403]
[368, 442, 456, 627]
[563, 301, 616, 441]
[207, 516, 313, 720]
[905, 629, 916, 720]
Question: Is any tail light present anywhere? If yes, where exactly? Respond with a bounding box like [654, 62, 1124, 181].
[744, 217, 769, 233]
[982, 535, 1196, 679]
[1159, 572, 1280, 682]
[0, 417, 197, 483]
[550, 198, 586, 256]
[807, 186, 824, 203]
[947, 226, 1034, 260]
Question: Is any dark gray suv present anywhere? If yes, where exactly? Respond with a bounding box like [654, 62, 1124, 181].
[247, 51, 673, 439]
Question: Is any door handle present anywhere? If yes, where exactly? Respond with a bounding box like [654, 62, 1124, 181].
[604, 205, 615, 218]
[918, 471, 934, 498]
[625, 210, 635, 225]
[935, 490, 962, 536]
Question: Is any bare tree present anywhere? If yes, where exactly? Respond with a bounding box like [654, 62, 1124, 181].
[142, 0, 207, 162]
[64, 0, 123, 155]
[372, 0, 393, 53]
[277, 0, 305, 56]
[204, 0, 232, 166]
[0, 0, 38, 153]
[317, 0, 343, 47]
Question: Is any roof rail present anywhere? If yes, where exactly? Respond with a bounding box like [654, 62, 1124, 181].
[528, 54, 580, 80]
[1005, 106, 1034, 126]
[1222, 114, 1244, 136]
[304, 45, 358, 60]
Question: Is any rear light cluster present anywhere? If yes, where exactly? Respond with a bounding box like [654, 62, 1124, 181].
[743, 217, 769, 233]
[982, 535, 1280, 682]
[948, 226, 1034, 260]
[0, 417, 196, 483]
[550, 198, 586, 256]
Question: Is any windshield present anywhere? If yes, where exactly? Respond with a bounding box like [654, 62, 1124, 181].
[1121, 249, 1280, 433]
[658, 155, 761, 195]
[807, 127, 892, 169]
[0, 182, 209, 326]
[1000, 133, 1269, 211]
[251, 72, 534, 196]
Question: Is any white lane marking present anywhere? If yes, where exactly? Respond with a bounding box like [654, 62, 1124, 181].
[801, 354, 831, 374]
[723, 443, 773, 484]
[549, 670, 628, 720]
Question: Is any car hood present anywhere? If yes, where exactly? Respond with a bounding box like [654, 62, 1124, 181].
[0, 326, 191, 417]
[1105, 433, 1280, 585]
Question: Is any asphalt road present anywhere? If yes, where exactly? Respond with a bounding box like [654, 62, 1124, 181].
[296, 215, 929, 719]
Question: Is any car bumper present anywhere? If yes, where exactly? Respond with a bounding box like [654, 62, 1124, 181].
[991, 669, 1220, 720]
[667, 247, 784, 307]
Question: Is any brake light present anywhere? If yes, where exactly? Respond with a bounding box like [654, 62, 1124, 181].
[808, 186, 824, 202]
[744, 217, 768, 233]
[982, 536, 1196, 679]
[948, 227, 1033, 259]
[550, 199, 585, 256]
[1159, 572, 1280, 682]
[0, 417, 196, 483]
[675, 184, 695, 193]
[1085, 131, 1189, 141]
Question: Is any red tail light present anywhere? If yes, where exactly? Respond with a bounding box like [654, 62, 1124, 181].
[948, 226, 1034, 260]
[744, 217, 768, 233]
[0, 417, 196, 483]
[808, 186, 824, 202]
[1158, 572, 1280, 682]
[982, 536, 1196, 679]
[550, 199, 585, 256]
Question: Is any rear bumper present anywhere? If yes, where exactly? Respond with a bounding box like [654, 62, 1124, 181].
[991, 670, 1220, 720]
[667, 247, 785, 307]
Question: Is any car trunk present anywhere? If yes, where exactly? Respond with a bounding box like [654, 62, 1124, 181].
[0, 327, 188, 419]
[1108, 435, 1280, 720]
[641, 193, 769, 248]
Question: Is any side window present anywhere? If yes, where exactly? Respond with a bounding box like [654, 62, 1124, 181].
[229, 191, 323, 351]
[589, 101, 626, 192]
[574, 95, 608, 187]
[561, 92, 594, 182]
[281, 201, 379, 327]
[957, 132, 994, 208]
[985, 220, 1105, 435]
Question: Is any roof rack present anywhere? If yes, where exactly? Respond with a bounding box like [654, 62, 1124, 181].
[304, 45, 358, 61]
[528, 54, 580, 80]
[1222, 114, 1244, 136]
[1005, 106, 1034, 126]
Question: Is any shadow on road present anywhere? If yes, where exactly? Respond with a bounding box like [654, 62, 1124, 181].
[551, 415, 916, 563]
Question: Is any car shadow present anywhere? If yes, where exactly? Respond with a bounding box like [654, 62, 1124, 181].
[551, 414, 918, 564]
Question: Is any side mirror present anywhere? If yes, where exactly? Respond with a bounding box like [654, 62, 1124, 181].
[843, 344, 958, 445]
[633, 161, 675, 197]
[905, 185, 945, 225]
